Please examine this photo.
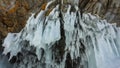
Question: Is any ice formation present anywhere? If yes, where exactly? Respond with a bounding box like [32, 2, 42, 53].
[2, 1, 120, 68]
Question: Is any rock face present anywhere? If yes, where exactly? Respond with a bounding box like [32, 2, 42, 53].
[0, 0, 120, 68]
[0, 0, 120, 46]
[2, 1, 120, 68]
[0, 0, 46, 42]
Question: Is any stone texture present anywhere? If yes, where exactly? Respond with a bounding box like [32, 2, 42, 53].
[0, 0, 45, 42]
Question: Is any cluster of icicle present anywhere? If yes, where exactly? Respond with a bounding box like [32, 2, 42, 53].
[2, 1, 120, 68]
